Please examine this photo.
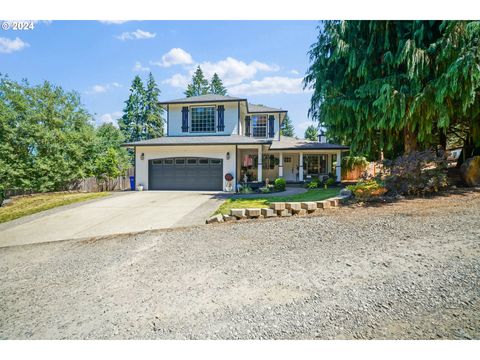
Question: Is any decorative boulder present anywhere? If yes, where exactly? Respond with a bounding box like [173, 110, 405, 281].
[339, 188, 353, 198]
[285, 202, 301, 212]
[206, 214, 224, 224]
[316, 200, 331, 209]
[460, 156, 480, 187]
[277, 209, 291, 217]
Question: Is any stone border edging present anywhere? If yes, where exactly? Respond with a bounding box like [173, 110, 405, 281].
[206, 195, 349, 224]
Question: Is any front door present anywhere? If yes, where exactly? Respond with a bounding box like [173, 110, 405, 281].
[283, 155, 296, 181]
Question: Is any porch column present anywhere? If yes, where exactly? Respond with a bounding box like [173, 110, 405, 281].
[336, 151, 342, 181]
[278, 152, 284, 178]
[299, 152, 304, 181]
[257, 145, 263, 182]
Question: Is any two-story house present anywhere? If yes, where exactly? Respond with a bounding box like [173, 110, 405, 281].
[123, 94, 349, 191]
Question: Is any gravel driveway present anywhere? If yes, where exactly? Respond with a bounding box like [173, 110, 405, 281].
[1, 190, 479, 339]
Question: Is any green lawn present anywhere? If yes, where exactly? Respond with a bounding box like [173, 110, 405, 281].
[0, 192, 111, 224]
[214, 188, 340, 215]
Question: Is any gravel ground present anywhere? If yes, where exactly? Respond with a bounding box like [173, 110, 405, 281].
[1, 190, 479, 339]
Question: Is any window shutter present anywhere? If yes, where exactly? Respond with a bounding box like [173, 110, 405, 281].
[181, 107, 189, 132]
[268, 115, 275, 138]
[217, 105, 225, 131]
[245, 116, 251, 136]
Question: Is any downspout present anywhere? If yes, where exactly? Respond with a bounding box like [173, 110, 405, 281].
[133, 146, 137, 190]
[235, 144, 238, 192]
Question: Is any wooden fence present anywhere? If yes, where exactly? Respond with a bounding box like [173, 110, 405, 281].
[5, 168, 135, 197]
[342, 162, 382, 181]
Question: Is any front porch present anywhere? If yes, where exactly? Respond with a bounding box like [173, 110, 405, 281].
[236, 145, 342, 186]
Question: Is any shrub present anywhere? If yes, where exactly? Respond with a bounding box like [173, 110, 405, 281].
[347, 179, 387, 201]
[274, 178, 286, 192]
[325, 177, 336, 187]
[238, 185, 253, 194]
[382, 150, 448, 196]
[307, 181, 319, 189]
[259, 186, 271, 194]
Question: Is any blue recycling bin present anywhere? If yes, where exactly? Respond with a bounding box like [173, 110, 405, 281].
[129, 176, 135, 191]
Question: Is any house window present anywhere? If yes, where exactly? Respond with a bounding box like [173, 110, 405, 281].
[191, 106, 215, 132]
[262, 155, 278, 170]
[304, 154, 328, 176]
[175, 158, 185, 165]
[252, 115, 267, 138]
[331, 154, 337, 174]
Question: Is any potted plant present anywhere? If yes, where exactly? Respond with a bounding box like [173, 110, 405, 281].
[137, 183, 144, 191]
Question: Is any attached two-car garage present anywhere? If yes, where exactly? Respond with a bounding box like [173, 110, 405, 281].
[148, 157, 223, 191]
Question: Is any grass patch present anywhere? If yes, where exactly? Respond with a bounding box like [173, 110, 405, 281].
[0, 192, 111, 224]
[214, 188, 340, 215]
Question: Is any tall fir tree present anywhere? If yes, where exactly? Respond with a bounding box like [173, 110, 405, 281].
[280, 114, 295, 137]
[144, 72, 165, 138]
[304, 20, 480, 159]
[304, 125, 318, 141]
[119, 75, 145, 143]
[185, 66, 210, 97]
[209, 73, 227, 95]
[119, 74, 165, 143]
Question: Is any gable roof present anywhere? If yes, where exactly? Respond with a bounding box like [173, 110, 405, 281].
[158, 94, 246, 105]
[158, 94, 287, 113]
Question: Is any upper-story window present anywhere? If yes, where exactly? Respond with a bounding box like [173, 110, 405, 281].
[191, 106, 215, 132]
[252, 115, 267, 138]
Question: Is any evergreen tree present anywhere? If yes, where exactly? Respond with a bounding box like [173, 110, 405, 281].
[304, 20, 480, 159]
[144, 72, 165, 138]
[210, 73, 227, 95]
[280, 114, 295, 137]
[304, 125, 318, 141]
[185, 66, 210, 97]
[119, 75, 145, 142]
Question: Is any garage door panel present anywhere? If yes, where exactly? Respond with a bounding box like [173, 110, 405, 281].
[148, 157, 223, 191]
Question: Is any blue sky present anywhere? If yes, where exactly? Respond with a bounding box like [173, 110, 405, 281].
[0, 20, 319, 137]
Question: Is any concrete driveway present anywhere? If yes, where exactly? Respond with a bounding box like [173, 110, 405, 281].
[0, 191, 227, 248]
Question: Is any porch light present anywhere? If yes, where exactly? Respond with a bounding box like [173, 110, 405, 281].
[226, 152, 230, 160]
[140, 152, 145, 160]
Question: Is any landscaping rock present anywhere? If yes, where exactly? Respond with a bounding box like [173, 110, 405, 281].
[295, 209, 307, 216]
[285, 202, 301, 211]
[206, 214, 224, 224]
[277, 209, 291, 217]
[316, 200, 331, 209]
[270, 202, 286, 211]
[230, 208, 247, 219]
[340, 188, 353, 198]
[329, 198, 340, 207]
[261, 208, 276, 218]
[222, 214, 235, 222]
[301, 202, 317, 212]
[246, 208, 261, 218]
[460, 156, 480, 187]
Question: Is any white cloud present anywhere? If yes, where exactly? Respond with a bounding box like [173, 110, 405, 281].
[0, 37, 29, 54]
[97, 111, 122, 125]
[85, 82, 122, 94]
[151, 48, 194, 67]
[116, 29, 156, 41]
[132, 61, 150, 72]
[162, 73, 190, 89]
[99, 20, 130, 24]
[229, 76, 308, 96]
[290, 69, 300, 75]
[197, 57, 279, 86]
